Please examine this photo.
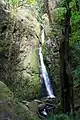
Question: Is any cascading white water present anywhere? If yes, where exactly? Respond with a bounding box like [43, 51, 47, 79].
[39, 25, 55, 99]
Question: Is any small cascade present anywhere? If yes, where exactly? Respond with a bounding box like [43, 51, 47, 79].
[39, 24, 55, 99]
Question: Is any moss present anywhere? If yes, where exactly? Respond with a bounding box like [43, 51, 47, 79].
[0, 3, 40, 102]
[0, 81, 13, 100]
[0, 99, 40, 120]
[13, 101, 40, 120]
[42, 43, 46, 56]
[0, 81, 40, 120]
[31, 48, 39, 73]
[36, 22, 40, 38]
[31, 74, 40, 98]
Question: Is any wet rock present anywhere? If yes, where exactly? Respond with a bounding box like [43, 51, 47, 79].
[22, 98, 56, 118]
[38, 98, 56, 118]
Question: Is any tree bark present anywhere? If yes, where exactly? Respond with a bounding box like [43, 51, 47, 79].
[60, 1, 74, 114]
[76, 0, 79, 11]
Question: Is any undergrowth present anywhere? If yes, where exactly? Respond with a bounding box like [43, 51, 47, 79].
[47, 114, 73, 120]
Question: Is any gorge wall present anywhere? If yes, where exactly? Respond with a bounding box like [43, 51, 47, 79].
[42, 0, 61, 105]
[0, 1, 41, 120]
[0, 2, 40, 101]
[8, 7, 40, 100]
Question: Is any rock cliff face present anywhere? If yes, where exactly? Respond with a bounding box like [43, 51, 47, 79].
[0, 2, 41, 120]
[44, 0, 59, 23]
[42, 0, 61, 104]
[44, 39, 60, 103]
[8, 7, 40, 100]
[0, 2, 40, 101]
[0, 0, 10, 84]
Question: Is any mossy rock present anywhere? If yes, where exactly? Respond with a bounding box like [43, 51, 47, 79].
[0, 2, 40, 101]
[0, 81, 13, 100]
[0, 81, 40, 120]
[7, 7, 40, 101]
[0, 99, 40, 120]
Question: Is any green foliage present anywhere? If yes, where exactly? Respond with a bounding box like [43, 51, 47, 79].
[70, 14, 80, 86]
[36, 0, 44, 21]
[71, 12, 80, 26]
[58, 0, 72, 7]
[42, 43, 46, 56]
[69, 0, 76, 10]
[71, 44, 80, 85]
[47, 114, 73, 120]
[59, 0, 66, 7]
[70, 0, 80, 11]
[27, 0, 37, 5]
[70, 30, 80, 44]
[8, 0, 37, 7]
[8, 0, 20, 7]
[73, 66, 80, 85]
[54, 7, 66, 24]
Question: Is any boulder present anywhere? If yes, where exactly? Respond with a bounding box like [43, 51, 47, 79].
[0, 81, 13, 100]
[0, 81, 40, 120]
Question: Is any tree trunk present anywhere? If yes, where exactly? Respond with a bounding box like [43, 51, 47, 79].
[76, 0, 79, 11]
[60, 1, 74, 114]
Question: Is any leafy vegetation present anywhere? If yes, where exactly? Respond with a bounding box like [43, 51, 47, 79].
[54, 0, 80, 88]
[8, 0, 20, 7]
[8, 0, 37, 7]
[55, 7, 66, 24]
[45, 0, 80, 119]
[47, 114, 73, 120]
[27, 0, 36, 5]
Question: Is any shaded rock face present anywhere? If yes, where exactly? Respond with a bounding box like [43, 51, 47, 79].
[8, 7, 40, 100]
[0, 3, 41, 119]
[23, 98, 55, 118]
[0, 3, 40, 101]
[44, 0, 60, 23]
[48, 0, 59, 20]
[44, 38, 60, 104]
[42, 0, 62, 105]
[0, 1, 11, 84]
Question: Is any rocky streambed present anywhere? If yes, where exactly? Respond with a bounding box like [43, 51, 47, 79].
[22, 98, 56, 118]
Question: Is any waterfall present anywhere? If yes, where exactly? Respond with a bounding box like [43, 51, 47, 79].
[39, 24, 55, 99]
